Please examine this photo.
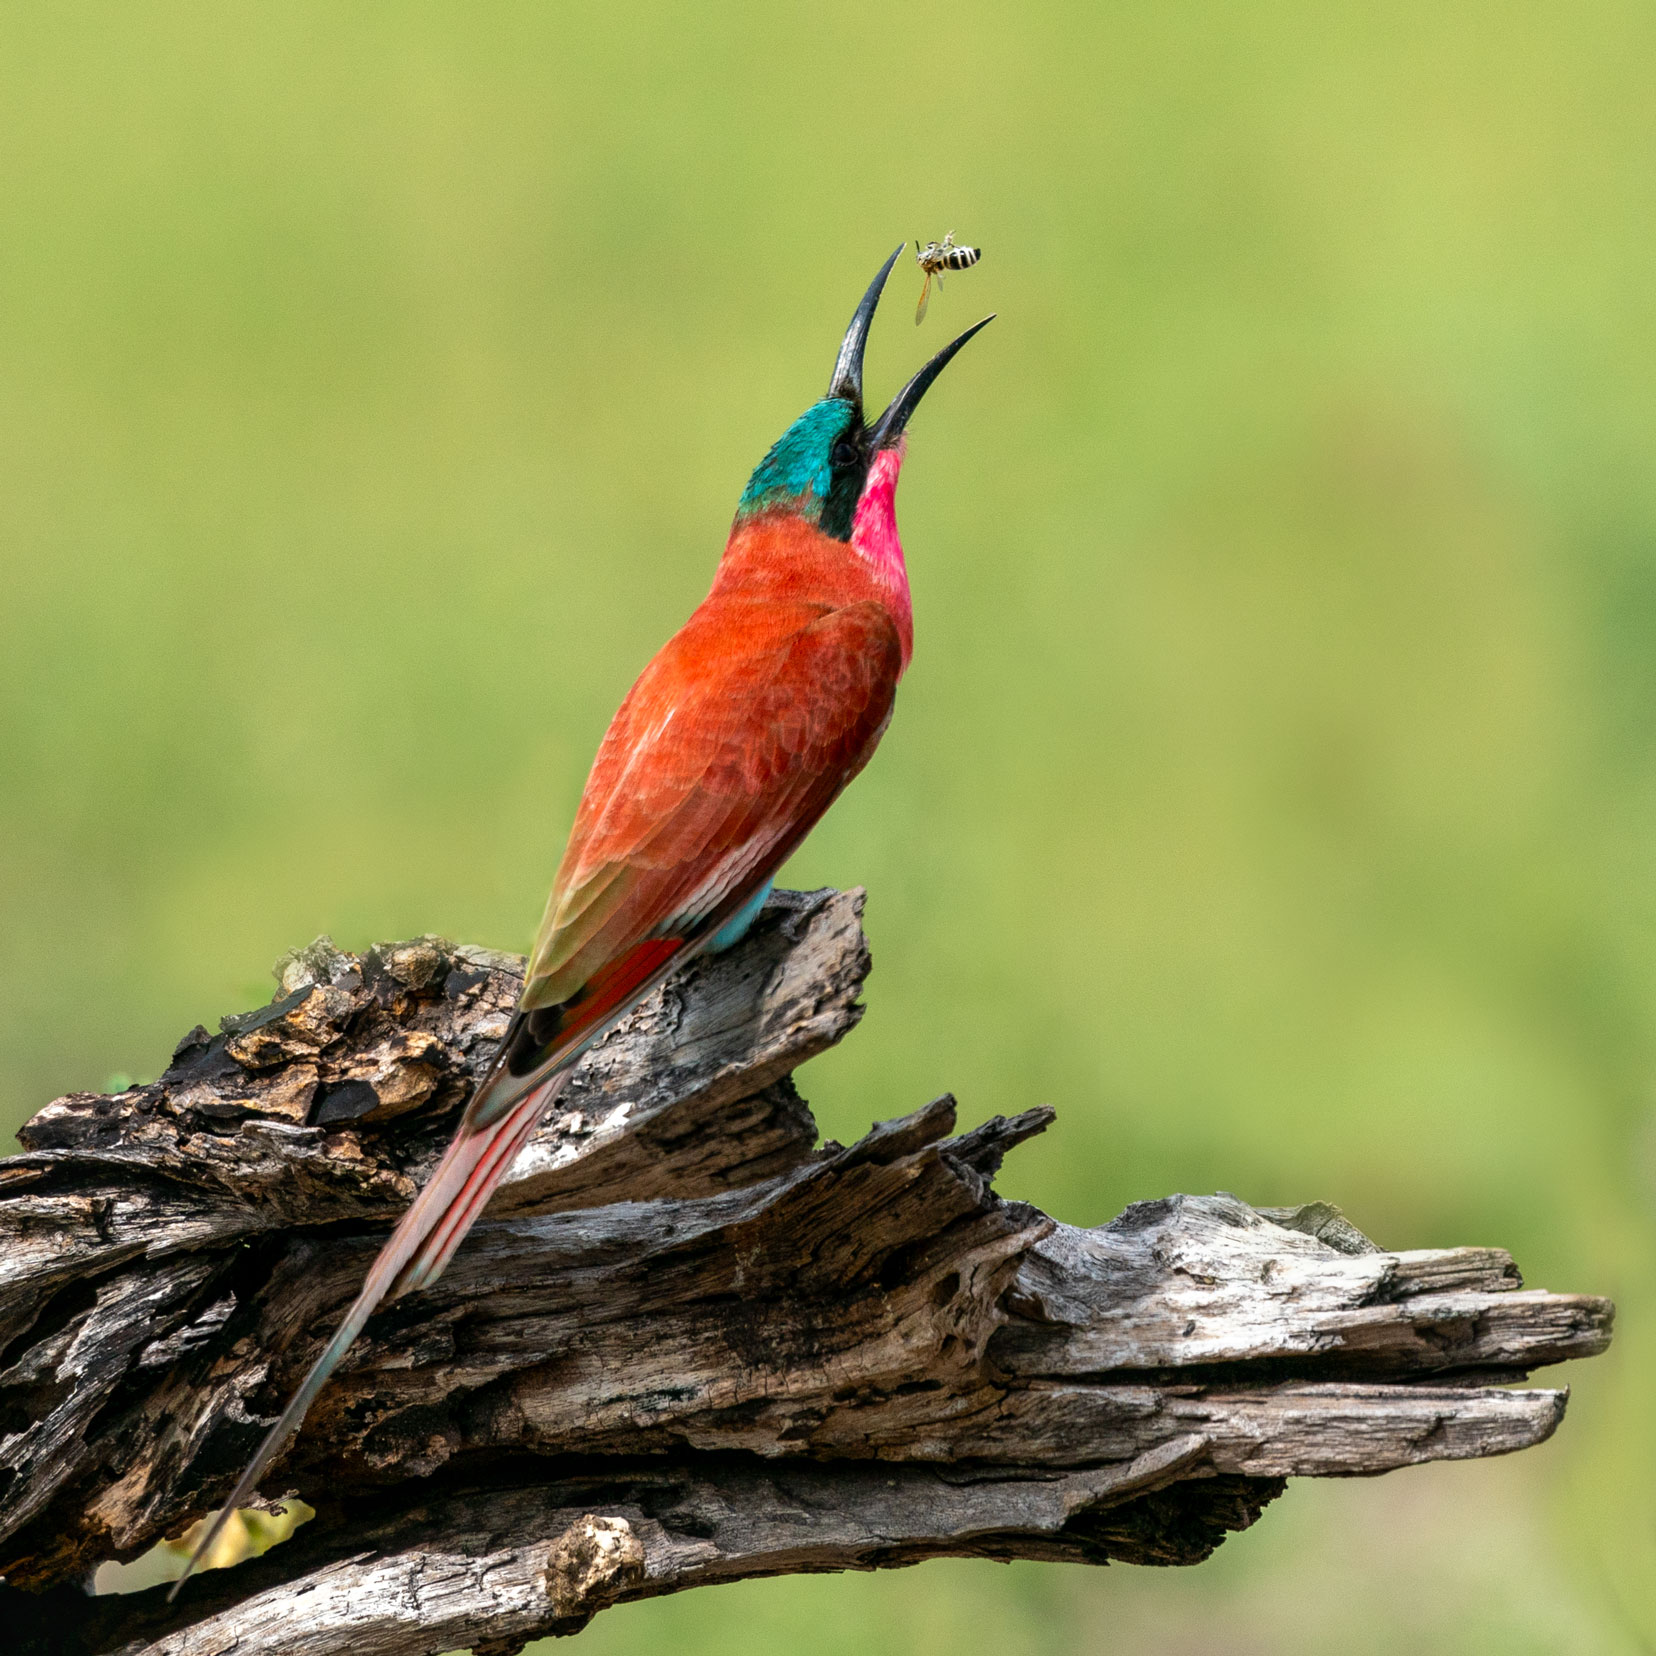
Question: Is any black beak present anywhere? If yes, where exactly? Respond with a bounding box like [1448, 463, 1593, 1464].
[828, 244, 906, 407]
[868, 314, 995, 450]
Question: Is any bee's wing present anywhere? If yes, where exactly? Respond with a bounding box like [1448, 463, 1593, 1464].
[915, 269, 933, 324]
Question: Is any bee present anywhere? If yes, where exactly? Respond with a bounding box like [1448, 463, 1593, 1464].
[914, 232, 981, 324]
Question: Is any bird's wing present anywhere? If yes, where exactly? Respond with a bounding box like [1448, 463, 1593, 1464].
[516, 593, 902, 1017]
[459, 595, 903, 1124]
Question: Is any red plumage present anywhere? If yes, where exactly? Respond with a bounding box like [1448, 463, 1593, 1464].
[523, 510, 907, 1013]
[175, 470, 914, 1594]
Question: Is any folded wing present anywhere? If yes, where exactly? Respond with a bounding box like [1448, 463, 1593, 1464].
[483, 594, 905, 1099]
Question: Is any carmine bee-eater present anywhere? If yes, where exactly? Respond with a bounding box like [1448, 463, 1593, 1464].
[175, 245, 991, 1592]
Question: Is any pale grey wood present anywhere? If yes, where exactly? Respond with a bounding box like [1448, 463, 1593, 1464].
[0, 888, 1614, 1656]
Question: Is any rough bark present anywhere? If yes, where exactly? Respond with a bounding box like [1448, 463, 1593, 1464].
[0, 887, 1613, 1656]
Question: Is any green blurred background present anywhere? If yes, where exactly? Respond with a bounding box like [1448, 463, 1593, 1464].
[3, 1, 1653, 1648]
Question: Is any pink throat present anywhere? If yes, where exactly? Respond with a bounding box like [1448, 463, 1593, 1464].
[852, 443, 913, 668]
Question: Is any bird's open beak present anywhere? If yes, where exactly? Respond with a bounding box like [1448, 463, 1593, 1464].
[827, 245, 993, 448]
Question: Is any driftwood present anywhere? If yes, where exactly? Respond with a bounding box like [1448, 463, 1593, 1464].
[0, 887, 1613, 1656]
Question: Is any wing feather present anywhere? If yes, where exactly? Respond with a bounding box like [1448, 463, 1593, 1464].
[521, 596, 901, 1011]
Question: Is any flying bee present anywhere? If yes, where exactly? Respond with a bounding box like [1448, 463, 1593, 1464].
[914, 232, 981, 324]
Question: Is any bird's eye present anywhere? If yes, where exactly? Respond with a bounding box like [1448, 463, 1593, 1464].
[831, 438, 859, 468]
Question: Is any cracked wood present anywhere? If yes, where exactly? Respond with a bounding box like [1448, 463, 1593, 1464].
[0, 887, 1614, 1656]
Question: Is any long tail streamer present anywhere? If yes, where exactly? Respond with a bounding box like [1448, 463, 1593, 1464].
[167, 1071, 566, 1600]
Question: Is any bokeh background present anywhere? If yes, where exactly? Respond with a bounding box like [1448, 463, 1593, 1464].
[3, 2, 1654, 1649]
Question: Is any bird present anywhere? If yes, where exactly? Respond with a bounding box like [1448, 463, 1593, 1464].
[172, 244, 992, 1595]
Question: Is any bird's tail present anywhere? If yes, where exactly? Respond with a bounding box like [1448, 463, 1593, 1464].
[167, 1069, 567, 1600]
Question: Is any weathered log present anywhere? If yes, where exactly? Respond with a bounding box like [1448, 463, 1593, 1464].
[0, 888, 1613, 1656]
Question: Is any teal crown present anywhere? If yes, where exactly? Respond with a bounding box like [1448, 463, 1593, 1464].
[736, 399, 858, 525]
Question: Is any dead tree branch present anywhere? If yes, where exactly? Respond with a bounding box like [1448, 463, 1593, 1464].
[0, 888, 1613, 1655]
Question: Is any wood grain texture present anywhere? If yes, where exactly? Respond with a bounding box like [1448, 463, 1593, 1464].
[0, 888, 1613, 1655]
